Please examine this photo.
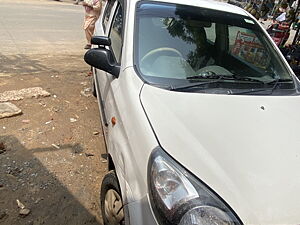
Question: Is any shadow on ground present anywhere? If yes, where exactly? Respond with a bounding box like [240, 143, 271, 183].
[0, 54, 54, 75]
[0, 135, 102, 225]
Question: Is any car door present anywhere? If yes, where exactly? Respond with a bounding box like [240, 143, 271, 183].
[101, 2, 123, 118]
[95, 2, 124, 126]
[94, 0, 118, 126]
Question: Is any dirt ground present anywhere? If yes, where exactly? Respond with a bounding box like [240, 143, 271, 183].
[0, 52, 107, 225]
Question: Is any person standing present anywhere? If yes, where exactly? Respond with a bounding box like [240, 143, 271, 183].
[83, 0, 102, 49]
[274, 2, 288, 22]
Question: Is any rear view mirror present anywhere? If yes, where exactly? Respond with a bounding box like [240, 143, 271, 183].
[84, 48, 120, 78]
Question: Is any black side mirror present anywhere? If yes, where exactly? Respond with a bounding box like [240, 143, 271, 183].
[91, 36, 111, 46]
[84, 48, 120, 78]
[84, 36, 120, 77]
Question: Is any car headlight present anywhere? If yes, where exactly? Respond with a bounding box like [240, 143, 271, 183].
[148, 147, 242, 225]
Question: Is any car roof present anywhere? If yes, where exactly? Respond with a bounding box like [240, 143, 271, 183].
[129, 0, 249, 16]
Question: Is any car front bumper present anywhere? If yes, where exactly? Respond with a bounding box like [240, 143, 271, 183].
[124, 194, 159, 225]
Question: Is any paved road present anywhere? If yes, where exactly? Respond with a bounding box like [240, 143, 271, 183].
[0, 0, 86, 55]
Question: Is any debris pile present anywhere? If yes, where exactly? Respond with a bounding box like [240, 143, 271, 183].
[0, 87, 50, 102]
[0, 87, 50, 119]
[0, 102, 22, 119]
[16, 199, 31, 217]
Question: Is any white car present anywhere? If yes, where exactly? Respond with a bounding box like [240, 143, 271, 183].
[84, 0, 300, 224]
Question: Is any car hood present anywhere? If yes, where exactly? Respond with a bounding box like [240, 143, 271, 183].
[140, 84, 300, 224]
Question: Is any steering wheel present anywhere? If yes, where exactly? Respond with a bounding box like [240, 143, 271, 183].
[140, 47, 183, 68]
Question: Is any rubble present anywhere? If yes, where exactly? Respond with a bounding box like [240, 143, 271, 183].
[34, 198, 43, 204]
[52, 106, 60, 113]
[51, 144, 60, 149]
[80, 88, 92, 97]
[0, 102, 22, 119]
[70, 118, 77, 123]
[19, 208, 30, 217]
[85, 153, 94, 157]
[0, 87, 51, 102]
[7, 167, 23, 177]
[16, 199, 25, 209]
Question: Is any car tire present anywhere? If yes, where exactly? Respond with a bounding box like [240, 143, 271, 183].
[100, 171, 125, 225]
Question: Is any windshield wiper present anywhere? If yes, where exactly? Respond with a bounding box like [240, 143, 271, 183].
[170, 74, 232, 91]
[188, 74, 266, 83]
[186, 74, 234, 80]
[230, 78, 293, 95]
[231, 76, 266, 84]
[266, 78, 293, 84]
[266, 78, 294, 95]
[170, 74, 265, 91]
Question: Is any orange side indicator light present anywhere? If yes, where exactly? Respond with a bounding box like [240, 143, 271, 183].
[111, 117, 117, 126]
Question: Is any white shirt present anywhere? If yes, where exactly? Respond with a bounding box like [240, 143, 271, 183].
[276, 12, 286, 22]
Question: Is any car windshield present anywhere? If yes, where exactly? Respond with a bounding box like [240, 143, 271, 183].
[135, 2, 297, 95]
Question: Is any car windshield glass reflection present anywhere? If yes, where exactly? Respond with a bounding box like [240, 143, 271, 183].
[135, 2, 296, 94]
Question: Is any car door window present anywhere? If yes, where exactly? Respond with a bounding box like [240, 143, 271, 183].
[109, 4, 123, 63]
[102, 0, 116, 32]
[205, 23, 216, 44]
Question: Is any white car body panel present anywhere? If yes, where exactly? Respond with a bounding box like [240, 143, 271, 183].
[141, 83, 300, 224]
[95, 66, 158, 204]
[92, 0, 300, 224]
[94, 1, 158, 204]
[105, 67, 158, 203]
